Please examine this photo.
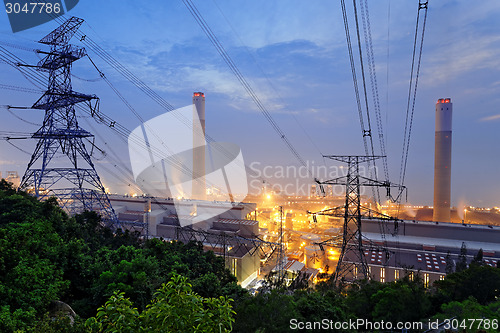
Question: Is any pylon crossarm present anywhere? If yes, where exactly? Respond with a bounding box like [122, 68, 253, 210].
[39, 16, 84, 46]
[307, 205, 344, 217]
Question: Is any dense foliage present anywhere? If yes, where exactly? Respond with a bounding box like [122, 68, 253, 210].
[0, 181, 242, 332]
[85, 275, 235, 332]
[1, 180, 500, 332]
[233, 271, 500, 333]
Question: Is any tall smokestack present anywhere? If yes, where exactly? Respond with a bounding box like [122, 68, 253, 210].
[192, 92, 206, 200]
[433, 98, 452, 222]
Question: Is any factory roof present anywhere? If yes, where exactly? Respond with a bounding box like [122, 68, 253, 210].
[363, 217, 500, 231]
[343, 240, 500, 275]
[284, 259, 305, 272]
[207, 227, 238, 235]
[122, 210, 144, 215]
[217, 218, 259, 226]
[365, 232, 500, 253]
[109, 195, 254, 210]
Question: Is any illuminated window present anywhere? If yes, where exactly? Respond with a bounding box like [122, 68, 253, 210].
[439, 275, 445, 281]
[380, 268, 385, 283]
[231, 258, 238, 277]
[409, 272, 414, 281]
[394, 269, 400, 280]
[424, 273, 429, 287]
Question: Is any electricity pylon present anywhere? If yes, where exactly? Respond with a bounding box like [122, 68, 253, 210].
[19, 17, 117, 223]
[313, 155, 403, 284]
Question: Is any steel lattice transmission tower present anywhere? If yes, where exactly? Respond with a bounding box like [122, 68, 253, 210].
[19, 17, 117, 223]
[275, 206, 286, 283]
[314, 155, 402, 284]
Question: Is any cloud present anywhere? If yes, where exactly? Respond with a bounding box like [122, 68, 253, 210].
[109, 37, 346, 118]
[211, 0, 345, 49]
[479, 114, 500, 122]
[418, 34, 500, 88]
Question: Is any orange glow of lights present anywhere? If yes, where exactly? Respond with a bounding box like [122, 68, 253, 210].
[437, 98, 451, 104]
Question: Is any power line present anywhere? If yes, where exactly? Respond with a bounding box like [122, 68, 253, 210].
[4, 106, 40, 126]
[53, 15, 315, 204]
[5, 140, 32, 154]
[0, 83, 43, 94]
[353, 0, 382, 205]
[385, 0, 391, 158]
[0, 39, 39, 53]
[212, 0, 326, 161]
[357, 0, 390, 239]
[340, 0, 382, 205]
[182, 0, 314, 179]
[359, 0, 390, 183]
[1, 16, 332, 220]
[341, 0, 367, 155]
[26, 9, 315, 188]
[398, 1, 428, 198]
[3, 33, 223, 221]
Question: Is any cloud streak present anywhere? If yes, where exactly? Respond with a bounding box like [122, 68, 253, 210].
[479, 114, 500, 122]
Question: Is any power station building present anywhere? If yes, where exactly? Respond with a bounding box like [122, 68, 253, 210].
[433, 98, 453, 222]
[109, 195, 261, 287]
[349, 219, 500, 285]
[109, 92, 261, 288]
[1, 171, 20, 188]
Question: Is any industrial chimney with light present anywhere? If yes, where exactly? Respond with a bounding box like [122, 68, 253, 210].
[433, 98, 452, 222]
[192, 92, 206, 200]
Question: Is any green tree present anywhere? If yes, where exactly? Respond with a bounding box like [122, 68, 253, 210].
[472, 248, 484, 266]
[142, 238, 244, 300]
[0, 305, 36, 332]
[294, 290, 351, 326]
[456, 242, 468, 272]
[92, 247, 161, 311]
[0, 192, 69, 328]
[433, 264, 500, 305]
[433, 297, 500, 333]
[344, 279, 384, 321]
[85, 274, 235, 332]
[370, 276, 431, 323]
[445, 250, 455, 274]
[233, 290, 299, 332]
[0, 182, 240, 331]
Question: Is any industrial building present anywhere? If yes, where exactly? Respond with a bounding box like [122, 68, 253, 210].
[347, 219, 500, 285]
[109, 195, 261, 287]
[1, 171, 20, 188]
[108, 90, 265, 287]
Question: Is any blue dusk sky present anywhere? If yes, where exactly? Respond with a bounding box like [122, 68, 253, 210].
[0, 1, 499, 207]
